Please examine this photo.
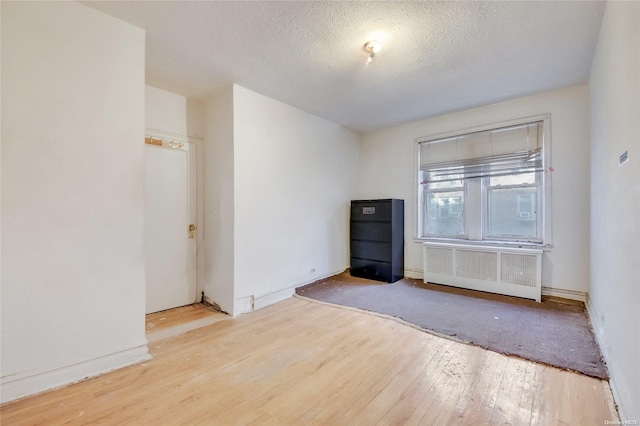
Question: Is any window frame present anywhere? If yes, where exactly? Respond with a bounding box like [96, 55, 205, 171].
[414, 114, 552, 248]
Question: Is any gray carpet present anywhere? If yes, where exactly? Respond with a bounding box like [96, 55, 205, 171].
[296, 271, 608, 379]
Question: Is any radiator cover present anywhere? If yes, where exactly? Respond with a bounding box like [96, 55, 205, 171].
[423, 242, 543, 301]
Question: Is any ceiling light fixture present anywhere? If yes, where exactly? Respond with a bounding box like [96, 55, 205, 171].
[364, 41, 381, 64]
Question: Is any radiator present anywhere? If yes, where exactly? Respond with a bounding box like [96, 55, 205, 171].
[423, 242, 543, 302]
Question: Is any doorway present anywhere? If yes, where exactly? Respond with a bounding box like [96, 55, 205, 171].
[144, 136, 197, 314]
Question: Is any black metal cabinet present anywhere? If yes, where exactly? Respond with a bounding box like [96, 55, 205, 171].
[350, 199, 404, 283]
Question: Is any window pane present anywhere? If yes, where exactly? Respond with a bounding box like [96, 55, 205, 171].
[428, 179, 463, 190]
[426, 192, 464, 235]
[490, 173, 536, 186]
[488, 187, 537, 238]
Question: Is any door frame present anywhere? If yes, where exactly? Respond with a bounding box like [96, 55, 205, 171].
[145, 128, 204, 306]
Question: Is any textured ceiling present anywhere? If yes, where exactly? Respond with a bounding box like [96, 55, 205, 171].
[83, 1, 605, 133]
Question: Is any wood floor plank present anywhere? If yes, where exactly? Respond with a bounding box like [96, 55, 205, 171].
[305, 321, 433, 424]
[516, 361, 538, 424]
[145, 303, 224, 333]
[274, 310, 411, 423]
[488, 356, 528, 425]
[374, 337, 457, 425]
[0, 297, 619, 425]
[426, 343, 492, 425]
[457, 349, 512, 424]
[401, 341, 470, 425]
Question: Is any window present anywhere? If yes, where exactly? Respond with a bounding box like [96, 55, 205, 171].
[417, 117, 550, 245]
[486, 173, 540, 240]
[424, 179, 464, 235]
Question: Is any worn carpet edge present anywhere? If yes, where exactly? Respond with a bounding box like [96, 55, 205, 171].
[294, 293, 470, 345]
[293, 293, 610, 381]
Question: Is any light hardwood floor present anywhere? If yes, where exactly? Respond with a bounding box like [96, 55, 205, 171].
[0, 298, 618, 425]
[145, 304, 223, 333]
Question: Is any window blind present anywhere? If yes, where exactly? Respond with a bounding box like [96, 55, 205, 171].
[419, 121, 544, 183]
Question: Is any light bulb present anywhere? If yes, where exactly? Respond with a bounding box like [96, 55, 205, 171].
[364, 41, 381, 64]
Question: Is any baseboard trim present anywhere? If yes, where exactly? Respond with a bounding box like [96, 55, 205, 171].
[541, 286, 587, 302]
[234, 295, 254, 315]
[406, 268, 586, 302]
[404, 268, 424, 280]
[586, 296, 623, 421]
[0, 341, 151, 404]
[234, 267, 348, 315]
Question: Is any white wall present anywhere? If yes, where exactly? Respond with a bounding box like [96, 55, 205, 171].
[146, 85, 204, 139]
[0, 1, 148, 402]
[232, 85, 360, 314]
[588, 1, 640, 421]
[360, 85, 591, 296]
[0, 3, 3, 354]
[202, 85, 360, 315]
[203, 86, 236, 313]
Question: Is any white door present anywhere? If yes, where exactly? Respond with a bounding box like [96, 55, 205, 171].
[144, 141, 197, 314]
